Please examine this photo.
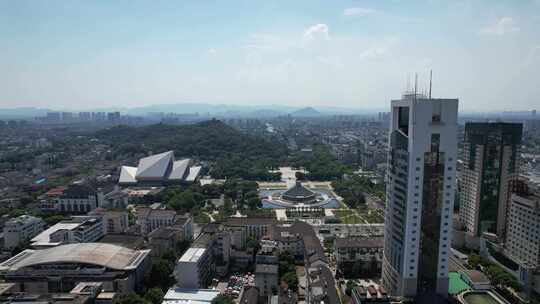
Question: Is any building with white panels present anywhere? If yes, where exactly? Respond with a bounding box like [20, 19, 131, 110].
[381, 91, 458, 298]
[119, 151, 201, 185]
[3, 215, 45, 250]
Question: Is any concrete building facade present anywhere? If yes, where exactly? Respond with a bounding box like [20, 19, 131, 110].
[30, 216, 104, 248]
[3, 215, 45, 250]
[334, 237, 383, 278]
[0, 243, 151, 294]
[381, 92, 458, 298]
[174, 247, 214, 289]
[58, 184, 103, 214]
[255, 264, 278, 296]
[458, 123, 522, 240]
[136, 208, 178, 236]
[505, 179, 540, 268]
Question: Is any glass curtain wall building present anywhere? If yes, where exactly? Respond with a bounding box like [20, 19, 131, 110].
[382, 91, 458, 298]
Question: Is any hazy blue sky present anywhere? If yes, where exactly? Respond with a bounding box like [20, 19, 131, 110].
[1, 0, 539, 111]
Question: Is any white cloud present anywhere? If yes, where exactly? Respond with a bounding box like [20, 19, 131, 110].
[303, 24, 330, 41]
[207, 48, 217, 56]
[343, 7, 376, 17]
[358, 38, 399, 60]
[479, 17, 519, 36]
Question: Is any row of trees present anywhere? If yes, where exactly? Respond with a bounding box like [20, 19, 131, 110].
[289, 144, 348, 181]
[113, 289, 164, 304]
[278, 251, 299, 292]
[160, 178, 263, 223]
[331, 175, 385, 208]
[468, 254, 521, 291]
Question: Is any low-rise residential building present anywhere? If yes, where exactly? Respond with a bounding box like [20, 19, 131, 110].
[136, 207, 178, 235]
[101, 188, 129, 209]
[350, 285, 389, 304]
[89, 209, 130, 234]
[461, 270, 490, 291]
[30, 216, 104, 248]
[269, 221, 326, 264]
[39, 186, 66, 212]
[267, 221, 340, 304]
[148, 217, 193, 257]
[149, 227, 179, 257]
[0, 281, 112, 304]
[224, 217, 275, 240]
[3, 215, 45, 250]
[174, 246, 214, 289]
[58, 184, 104, 214]
[305, 264, 340, 304]
[334, 237, 384, 278]
[122, 187, 164, 205]
[0, 243, 151, 294]
[255, 264, 278, 296]
[173, 222, 242, 287]
[256, 240, 279, 265]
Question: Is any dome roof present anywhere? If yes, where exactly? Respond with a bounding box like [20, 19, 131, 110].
[281, 181, 316, 202]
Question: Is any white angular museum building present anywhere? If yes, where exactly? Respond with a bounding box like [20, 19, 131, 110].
[119, 151, 201, 185]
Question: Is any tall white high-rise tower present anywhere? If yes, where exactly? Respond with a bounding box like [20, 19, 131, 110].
[381, 91, 458, 298]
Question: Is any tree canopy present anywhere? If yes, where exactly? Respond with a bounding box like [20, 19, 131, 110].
[211, 295, 235, 304]
[95, 120, 287, 180]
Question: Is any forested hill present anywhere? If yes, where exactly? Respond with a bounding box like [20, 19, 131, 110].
[95, 120, 287, 180]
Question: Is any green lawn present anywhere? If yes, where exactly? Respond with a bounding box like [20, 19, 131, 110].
[333, 209, 364, 224]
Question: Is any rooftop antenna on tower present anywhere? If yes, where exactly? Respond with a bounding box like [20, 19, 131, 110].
[429, 70, 433, 99]
[414, 73, 418, 99]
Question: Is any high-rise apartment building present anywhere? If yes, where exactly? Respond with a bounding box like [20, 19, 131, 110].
[505, 178, 540, 269]
[382, 92, 458, 298]
[458, 123, 522, 240]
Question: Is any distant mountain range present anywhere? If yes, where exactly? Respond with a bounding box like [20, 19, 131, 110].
[291, 107, 322, 117]
[126, 103, 298, 116]
[0, 103, 379, 119]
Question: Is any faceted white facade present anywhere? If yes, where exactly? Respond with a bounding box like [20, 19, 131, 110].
[119, 151, 199, 184]
[382, 93, 458, 298]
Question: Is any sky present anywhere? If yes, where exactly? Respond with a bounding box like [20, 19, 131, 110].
[1, 0, 540, 111]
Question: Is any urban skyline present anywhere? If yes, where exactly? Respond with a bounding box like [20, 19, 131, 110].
[1, 2, 540, 304]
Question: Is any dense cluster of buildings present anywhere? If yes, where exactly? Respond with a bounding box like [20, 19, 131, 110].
[3, 85, 540, 304]
[0, 201, 194, 300]
[38, 111, 133, 124]
[171, 218, 340, 304]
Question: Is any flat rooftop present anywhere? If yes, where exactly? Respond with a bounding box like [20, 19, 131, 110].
[164, 287, 219, 304]
[30, 222, 81, 247]
[0, 243, 150, 271]
[98, 234, 145, 249]
[255, 264, 278, 274]
[179, 247, 207, 263]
